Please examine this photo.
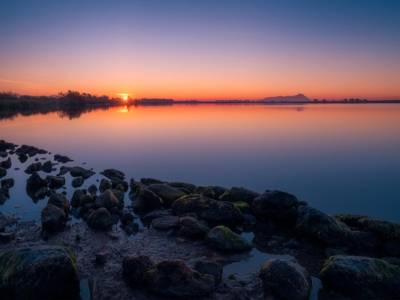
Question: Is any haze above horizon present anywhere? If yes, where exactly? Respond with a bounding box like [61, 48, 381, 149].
[1, 0, 399, 100]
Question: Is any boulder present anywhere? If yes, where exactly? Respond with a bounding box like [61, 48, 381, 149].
[296, 206, 350, 245]
[233, 201, 250, 213]
[15, 144, 47, 157]
[0, 246, 79, 300]
[131, 187, 163, 214]
[145, 260, 215, 297]
[320, 255, 400, 299]
[0, 188, 9, 204]
[122, 255, 154, 286]
[1, 178, 14, 189]
[251, 190, 299, 223]
[58, 166, 70, 176]
[101, 168, 125, 181]
[140, 178, 164, 185]
[71, 189, 87, 207]
[259, 259, 311, 300]
[41, 204, 67, 233]
[87, 208, 114, 230]
[88, 184, 98, 196]
[195, 185, 227, 199]
[206, 225, 251, 252]
[169, 181, 197, 193]
[172, 194, 243, 226]
[178, 216, 210, 239]
[46, 175, 65, 189]
[24, 162, 42, 174]
[41, 160, 53, 173]
[141, 209, 172, 224]
[151, 216, 180, 230]
[48, 193, 70, 214]
[71, 176, 84, 188]
[194, 260, 223, 285]
[69, 166, 95, 179]
[219, 187, 259, 204]
[54, 154, 73, 163]
[99, 178, 112, 193]
[0, 157, 11, 169]
[95, 189, 121, 210]
[26, 173, 48, 198]
[0, 167, 6, 178]
[147, 183, 186, 207]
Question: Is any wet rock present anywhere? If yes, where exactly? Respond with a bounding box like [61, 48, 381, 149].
[41, 204, 67, 233]
[251, 190, 299, 223]
[259, 259, 311, 300]
[206, 225, 251, 252]
[233, 201, 250, 213]
[95, 249, 109, 266]
[101, 168, 125, 181]
[219, 187, 259, 204]
[147, 183, 186, 207]
[72, 176, 84, 188]
[24, 162, 42, 174]
[69, 166, 95, 179]
[120, 212, 135, 226]
[1, 178, 14, 189]
[296, 206, 350, 245]
[0, 140, 16, 152]
[26, 172, 48, 198]
[95, 189, 122, 210]
[41, 160, 53, 173]
[110, 177, 129, 192]
[169, 181, 197, 192]
[46, 175, 65, 189]
[320, 255, 400, 299]
[17, 153, 28, 163]
[0, 246, 79, 300]
[0, 231, 15, 243]
[16, 144, 47, 157]
[194, 260, 223, 285]
[0, 167, 6, 178]
[145, 260, 215, 298]
[87, 208, 114, 230]
[0, 151, 6, 158]
[0, 187, 10, 204]
[131, 187, 163, 214]
[0, 157, 11, 169]
[172, 194, 243, 226]
[71, 189, 87, 207]
[58, 166, 70, 176]
[48, 192, 70, 214]
[141, 209, 172, 224]
[140, 177, 164, 185]
[99, 178, 112, 193]
[195, 185, 227, 199]
[0, 212, 17, 231]
[178, 216, 210, 238]
[151, 215, 180, 230]
[123, 255, 154, 286]
[54, 154, 73, 163]
[88, 184, 98, 196]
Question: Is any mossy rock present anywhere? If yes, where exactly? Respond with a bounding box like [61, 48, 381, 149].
[233, 201, 250, 213]
[206, 225, 251, 252]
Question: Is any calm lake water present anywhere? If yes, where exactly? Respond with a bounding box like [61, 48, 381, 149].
[1, 104, 400, 221]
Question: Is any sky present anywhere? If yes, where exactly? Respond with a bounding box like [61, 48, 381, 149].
[0, 0, 399, 100]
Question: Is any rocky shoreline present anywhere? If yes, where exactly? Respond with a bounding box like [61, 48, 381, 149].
[1, 139, 400, 299]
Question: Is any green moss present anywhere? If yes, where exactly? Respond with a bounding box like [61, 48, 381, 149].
[375, 259, 400, 280]
[233, 201, 250, 213]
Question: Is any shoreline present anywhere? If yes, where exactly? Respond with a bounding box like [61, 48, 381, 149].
[1, 139, 400, 299]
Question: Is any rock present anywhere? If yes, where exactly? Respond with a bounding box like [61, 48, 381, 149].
[95, 249, 109, 266]
[95, 189, 121, 210]
[0, 246, 79, 300]
[48, 192, 70, 214]
[17, 153, 28, 163]
[26, 172, 48, 197]
[0, 157, 11, 169]
[0, 140, 16, 152]
[140, 178, 164, 185]
[69, 166, 95, 179]
[71, 189, 86, 207]
[58, 166, 70, 176]
[206, 225, 251, 252]
[99, 178, 112, 193]
[87, 208, 114, 230]
[0, 231, 15, 243]
[0, 188, 10, 204]
[233, 201, 250, 213]
[110, 177, 128, 192]
[16, 144, 47, 157]
[0, 212, 17, 231]
[72, 176, 84, 188]
[54, 154, 73, 163]
[24, 162, 42, 174]
[132, 187, 163, 214]
[219, 187, 259, 204]
[46, 175, 65, 189]
[1, 178, 14, 189]
[169, 181, 197, 192]
[101, 168, 125, 181]
[172, 194, 243, 226]
[41, 160, 53, 173]
[296, 206, 350, 245]
[141, 209, 172, 224]
[151, 216, 180, 230]
[147, 183, 186, 207]
[0, 167, 6, 178]
[194, 260, 223, 285]
[88, 184, 98, 196]
[120, 212, 135, 226]
[122, 255, 154, 286]
[41, 204, 67, 233]
[320, 255, 400, 299]
[145, 260, 215, 297]
[259, 259, 311, 300]
[251, 190, 299, 223]
[178, 216, 210, 238]
[195, 185, 227, 199]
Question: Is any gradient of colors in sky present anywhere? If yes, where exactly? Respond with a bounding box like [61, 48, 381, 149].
[1, 0, 399, 100]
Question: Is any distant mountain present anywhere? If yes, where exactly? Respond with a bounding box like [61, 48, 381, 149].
[259, 93, 310, 103]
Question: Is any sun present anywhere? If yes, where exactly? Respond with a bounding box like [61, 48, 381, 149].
[117, 93, 129, 102]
